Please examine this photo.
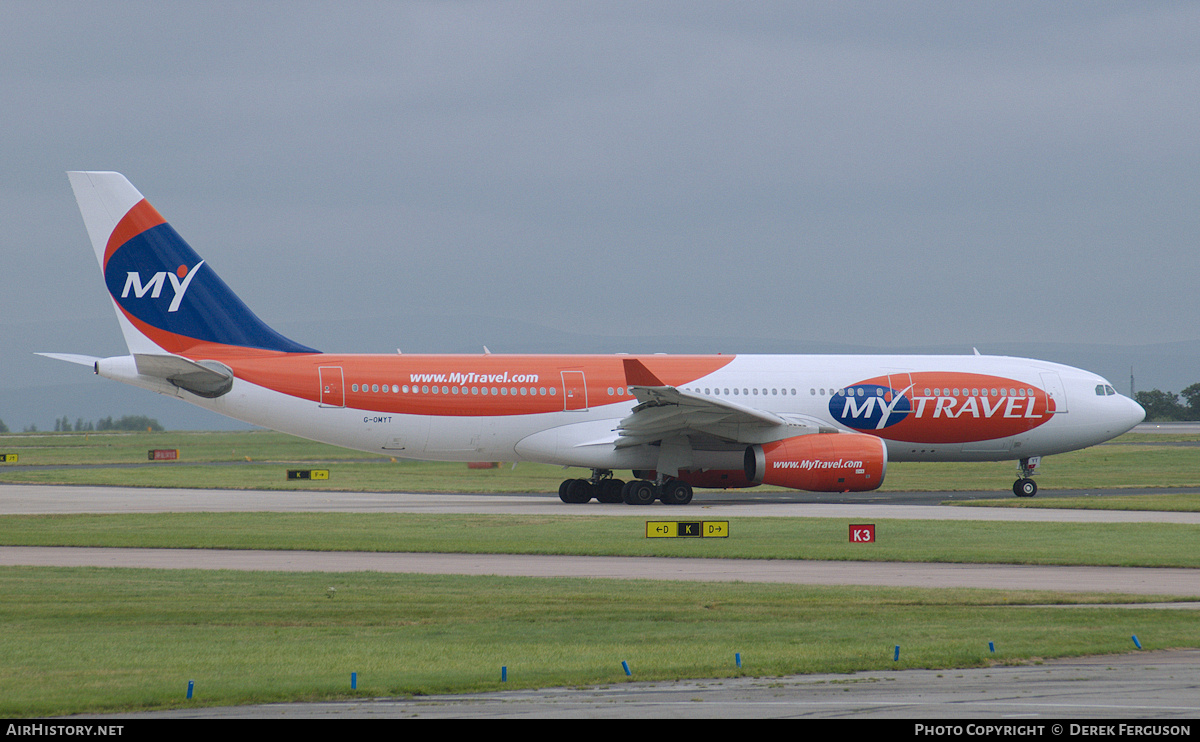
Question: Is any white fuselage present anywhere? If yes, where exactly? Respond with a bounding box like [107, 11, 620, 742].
[98, 352, 1145, 473]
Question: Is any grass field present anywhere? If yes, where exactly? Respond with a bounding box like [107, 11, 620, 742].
[1, 429, 1199, 715]
[2, 512, 1200, 567]
[1, 568, 1195, 717]
[4, 429, 1200, 493]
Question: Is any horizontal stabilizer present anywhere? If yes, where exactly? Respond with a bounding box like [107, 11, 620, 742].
[133, 354, 234, 398]
[36, 352, 102, 368]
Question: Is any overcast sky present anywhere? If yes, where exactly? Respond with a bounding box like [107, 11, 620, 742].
[3, 2, 1199, 427]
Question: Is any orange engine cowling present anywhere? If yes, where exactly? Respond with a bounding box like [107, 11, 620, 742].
[744, 433, 887, 492]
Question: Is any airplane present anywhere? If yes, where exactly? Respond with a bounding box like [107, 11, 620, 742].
[41, 171, 1146, 506]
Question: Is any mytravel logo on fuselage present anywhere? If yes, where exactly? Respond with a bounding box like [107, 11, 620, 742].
[828, 372, 1053, 443]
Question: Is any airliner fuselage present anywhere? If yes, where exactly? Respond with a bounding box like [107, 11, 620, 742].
[49, 172, 1146, 505]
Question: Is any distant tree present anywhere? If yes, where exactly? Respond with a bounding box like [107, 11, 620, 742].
[113, 415, 164, 432]
[1181, 383, 1200, 421]
[0, 419, 8, 433]
[1134, 389, 1186, 422]
[23, 424, 37, 433]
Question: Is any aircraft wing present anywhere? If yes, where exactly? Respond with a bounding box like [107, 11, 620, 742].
[615, 358, 824, 449]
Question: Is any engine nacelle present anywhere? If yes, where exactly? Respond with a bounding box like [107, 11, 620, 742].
[744, 433, 887, 492]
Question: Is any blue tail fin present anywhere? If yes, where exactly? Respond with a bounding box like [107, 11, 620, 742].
[68, 172, 317, 356]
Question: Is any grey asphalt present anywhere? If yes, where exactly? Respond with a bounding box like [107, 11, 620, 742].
[4, 547, 1200, 600]
[5, 483, 1200, 523]
[113, 651, 1200, 720]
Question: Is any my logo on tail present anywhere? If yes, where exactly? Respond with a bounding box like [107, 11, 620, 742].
[120, 261, 205, 313]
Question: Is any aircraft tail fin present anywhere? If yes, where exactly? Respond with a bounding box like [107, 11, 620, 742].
[66, 171, 317, 357]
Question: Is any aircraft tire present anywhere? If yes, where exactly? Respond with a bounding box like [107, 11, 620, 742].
[1013, 479, 1038, 497]
[660, 480, 693, 506]
[623, 480, 657, 506]
[560, 479, 593, 503]
[597, 479, 625, 503]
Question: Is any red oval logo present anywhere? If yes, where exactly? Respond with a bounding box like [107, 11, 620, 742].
[831, 372, 1052, 443]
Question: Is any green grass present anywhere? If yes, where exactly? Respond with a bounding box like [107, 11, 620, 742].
[0, 430, 367, 466]
[5, 430, 1200, 494]
[885, 444, 1200, 491]
[956, 493, 1200, 512]
[3, 429, 1200, 715]
[2, 513, 1200, 568]
[1, 567, 1195, 717]
[0, 460, 577, 492]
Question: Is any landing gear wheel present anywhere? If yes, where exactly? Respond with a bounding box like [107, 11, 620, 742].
[623, 480, 657, 506]
[1013, 479, 1037, 498]
[659, 480, 693, 506]
[597, 479, 625, 503]
[559, 478, 594, 503]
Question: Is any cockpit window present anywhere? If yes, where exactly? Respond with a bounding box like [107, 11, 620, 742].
[1095, 384, 1118, 396]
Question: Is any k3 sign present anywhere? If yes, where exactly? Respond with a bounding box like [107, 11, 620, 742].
[850, 524, 876, 543]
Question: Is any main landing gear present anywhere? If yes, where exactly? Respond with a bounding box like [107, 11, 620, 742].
[1012, 456, 1039, 498]
[558, 472, 624, 504]
[558, 471, 693, 506]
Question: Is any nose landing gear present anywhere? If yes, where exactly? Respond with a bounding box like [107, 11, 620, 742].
[1012, 456, 1040, 497]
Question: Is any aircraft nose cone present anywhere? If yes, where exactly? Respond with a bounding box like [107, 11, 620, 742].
[1123, 395, 1146, 429]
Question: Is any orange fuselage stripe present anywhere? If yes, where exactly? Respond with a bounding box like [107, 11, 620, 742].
[195, 352, 736, 416]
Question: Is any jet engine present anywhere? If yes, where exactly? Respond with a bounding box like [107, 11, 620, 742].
[744, 433, 887, 492]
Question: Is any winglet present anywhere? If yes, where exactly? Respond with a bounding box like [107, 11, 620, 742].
[623, 358, 665, 387]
